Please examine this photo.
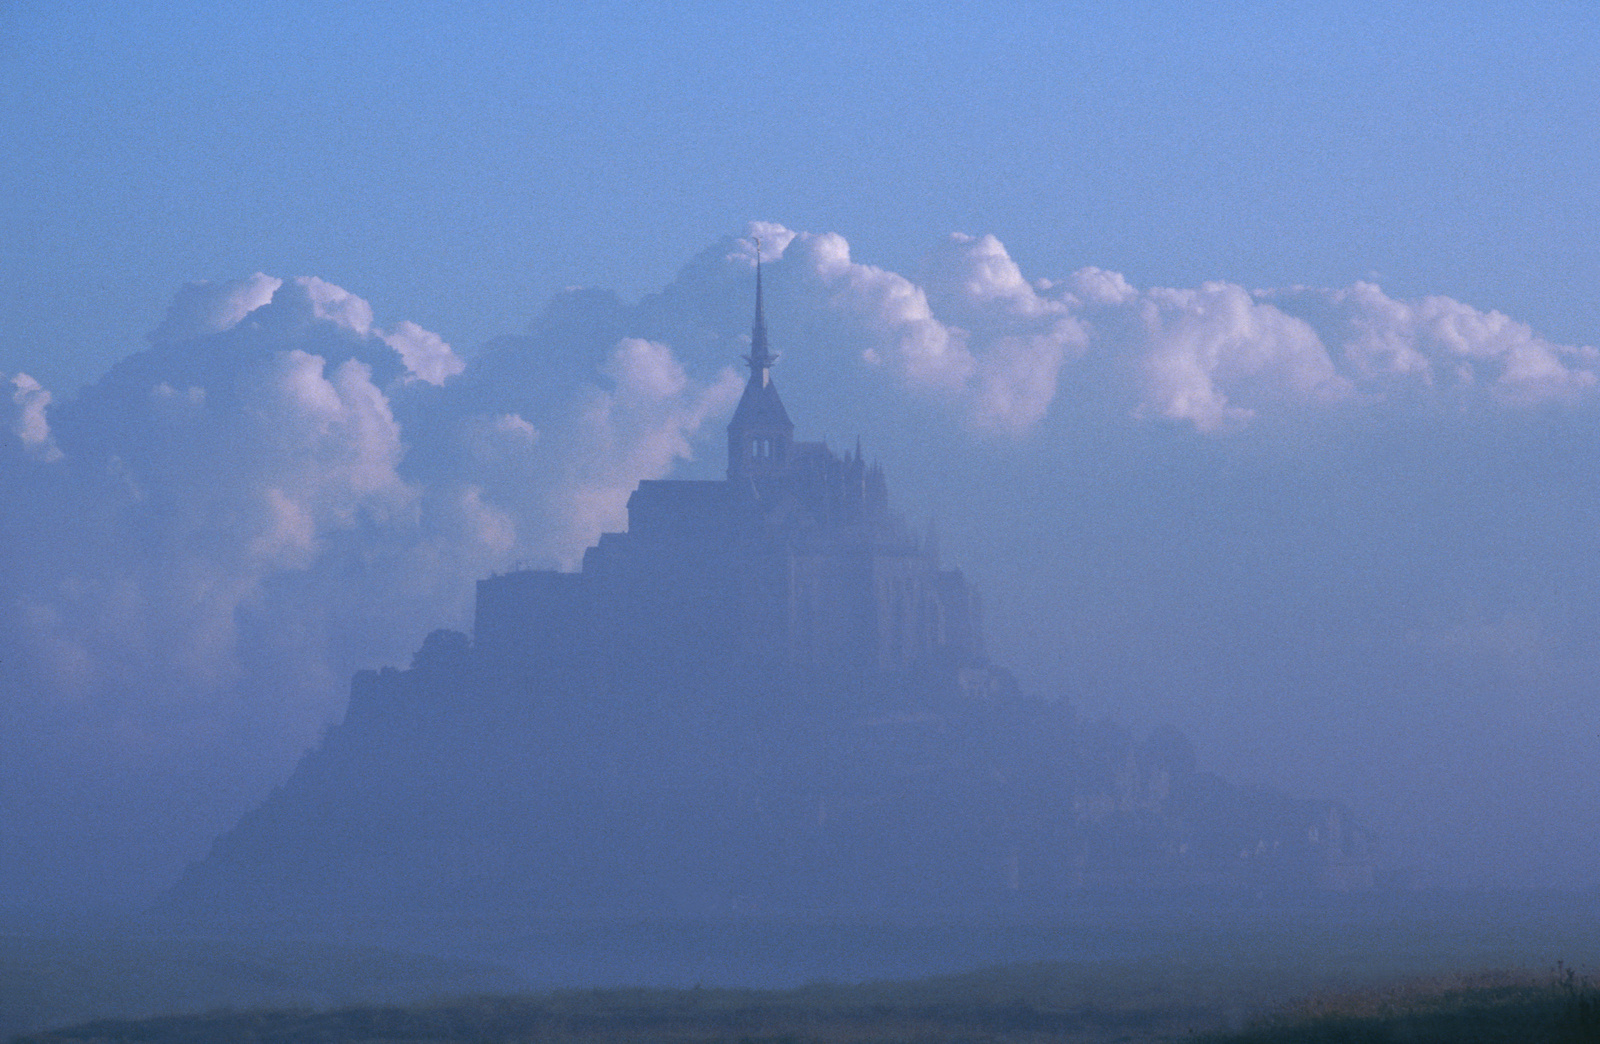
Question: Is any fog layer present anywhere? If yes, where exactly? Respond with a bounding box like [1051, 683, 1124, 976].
[3, 225, 1596, 906]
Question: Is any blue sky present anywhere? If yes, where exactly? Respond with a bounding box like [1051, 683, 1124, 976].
[4, 1, 1600, 902]
[5, 1, 1599, 391]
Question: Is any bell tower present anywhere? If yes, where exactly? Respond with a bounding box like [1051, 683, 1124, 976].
[727, 251, 794, 481]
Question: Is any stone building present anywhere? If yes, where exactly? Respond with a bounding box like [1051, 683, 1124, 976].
[157, 266, 1376, 928]
[474, 260, 983, 685]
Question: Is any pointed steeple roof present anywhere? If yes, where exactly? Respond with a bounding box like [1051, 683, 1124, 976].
[744, 251, 777, 383]
[728, 246, 794, 480]
[730, 250, 793, 430]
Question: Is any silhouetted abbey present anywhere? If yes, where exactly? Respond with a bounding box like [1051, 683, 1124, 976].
[162, 266, 1373, 927]
[476, 262, 980, 690]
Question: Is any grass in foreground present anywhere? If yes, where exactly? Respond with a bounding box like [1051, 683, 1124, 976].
[11, 966, 1600, 1044]
[7, 985, 1196, 1043]
[1202, 965, 1600, 1043]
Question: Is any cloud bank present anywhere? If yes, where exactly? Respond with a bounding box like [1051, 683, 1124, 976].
[4, 223, 1599, 905]
[733, 225, 1599, 433]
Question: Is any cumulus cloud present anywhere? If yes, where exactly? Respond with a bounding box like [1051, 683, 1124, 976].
[464, 338, 742, 569]
[1121, 282, 1351, 431]
[150, 273, 283, 344]
[793, 230, 978, 393]
[14, 276, 738, 718]
[9, 225, 1600, 905]
[5, 315, 425, 737]
[733, 222, 1600, 434]
[738, 229, 1087, 433]
[244, 350, 415, 565]
[295, 275, 375, 335]
[380, 320, 466, 386]
[7, 372, 62, 460]
[732, 220, 798, 263]
[0, 271, 748, 902]
[1269, 282, 1600, 406]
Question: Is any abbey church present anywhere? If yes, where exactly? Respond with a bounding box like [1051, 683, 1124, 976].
[474, 262, 981, 686]
[160, 268, 1374, 927]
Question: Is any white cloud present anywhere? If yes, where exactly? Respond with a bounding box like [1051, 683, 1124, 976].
[746, 224, 1600, 433]
[1126, 282, 1351, 431]
[544, 339, 742, 567]
[295, 276, 375, 335]
[441, 336, 741, 570]
[9, 230, 1600, 904]
[797, 229, 977, 393]
[8, 372, 62, 460]
[452, 485, 518, 559]
[970, 325, 1082, 432]
[150, 273, 283, 343]
[1269, 282, 1600, 406]
[238, 351, 414, 569]
[1067, 267, 1138, 307]
[729, 221, 798, 264]
[924, 233, 1051, 320]
[758, 226, 1087, 432]
[921, 234, 1089, 432]
[1, 279, 449, 807]
[607, 336, 691, 402]
[379, 320, 466, 386]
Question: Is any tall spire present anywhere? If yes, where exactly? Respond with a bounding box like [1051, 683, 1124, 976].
[727, 237, 794, 481]
[746, 240, 777, 386]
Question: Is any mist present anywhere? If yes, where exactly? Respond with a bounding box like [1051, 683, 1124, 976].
[2, 224, 1598, 917]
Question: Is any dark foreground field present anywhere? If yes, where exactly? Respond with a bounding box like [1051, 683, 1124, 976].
[9, 968, 1600, 1044]
[1215, 967, 1600, 1043]
[7, 894, 1600, 1042]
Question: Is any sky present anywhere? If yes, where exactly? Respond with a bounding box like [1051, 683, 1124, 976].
[3, 1, 1600, 905]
